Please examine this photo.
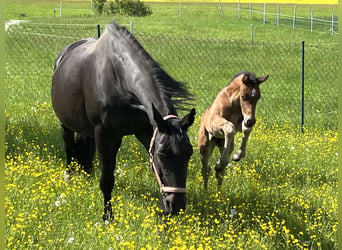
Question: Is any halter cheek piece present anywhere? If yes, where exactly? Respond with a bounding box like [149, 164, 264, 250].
[149, 115, 187, 194]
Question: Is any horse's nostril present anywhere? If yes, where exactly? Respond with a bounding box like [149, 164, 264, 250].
[163, 194, 174, 214]
[246, 119, 256, 127]
[167, 200, 172, 213]
[162, 193, 186, 215]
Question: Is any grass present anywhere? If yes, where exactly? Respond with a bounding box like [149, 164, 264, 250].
[5, 106, 338, 249]
[5, 1, 338, 249]
[150, 0, 338, 3]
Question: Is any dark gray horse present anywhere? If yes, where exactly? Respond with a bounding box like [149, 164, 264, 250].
[51, 22, 195, 221]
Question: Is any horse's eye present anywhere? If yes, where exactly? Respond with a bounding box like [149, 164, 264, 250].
[241, 95, 248, 101]
[157, 152, 167, 160]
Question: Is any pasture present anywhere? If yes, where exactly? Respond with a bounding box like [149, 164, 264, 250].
[5, 1, 338, 249]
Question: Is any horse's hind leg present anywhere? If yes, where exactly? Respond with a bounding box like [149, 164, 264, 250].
[199, 140, 215, 190]
[232, 128, 252, 161]
[61, 124, 77, 175]
[75, 134, 95, 174]
[198, 126, 215, 189]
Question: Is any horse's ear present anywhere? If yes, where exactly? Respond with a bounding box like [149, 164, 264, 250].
[242, 74, 254, 86]
[257, 74, 269, 84]
[242, 74, 250, 84]
[180, 108, 196, 130]
[152, 104, 168, 130]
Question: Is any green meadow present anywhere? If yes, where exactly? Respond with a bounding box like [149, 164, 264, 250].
[5, 1, 338, 249]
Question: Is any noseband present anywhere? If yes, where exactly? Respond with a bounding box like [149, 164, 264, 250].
[149, 115, 187, 194]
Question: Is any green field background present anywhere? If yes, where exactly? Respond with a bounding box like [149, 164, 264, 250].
[5, 1, 338, 249]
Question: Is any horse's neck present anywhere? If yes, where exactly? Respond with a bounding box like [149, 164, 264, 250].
[129, 82, 174, 125]
[220, 83, 240, 106]
[99, 31, 175, 122]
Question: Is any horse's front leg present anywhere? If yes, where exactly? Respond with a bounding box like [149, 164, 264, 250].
[232, 127, 252, 161]
[94, 125, 122, 221]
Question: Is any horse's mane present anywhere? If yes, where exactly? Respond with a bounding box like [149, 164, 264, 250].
[229, 71, 257, 85]
[104, 22, 193, 112]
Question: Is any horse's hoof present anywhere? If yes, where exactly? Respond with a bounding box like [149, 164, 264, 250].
[232, 153, 241, 161]
[102, 213, 113, 222]
[63, 170, 71, 181]
[102, 206, 113, 222]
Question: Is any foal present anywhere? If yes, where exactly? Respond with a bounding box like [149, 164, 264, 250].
[198, 71, 268, 189]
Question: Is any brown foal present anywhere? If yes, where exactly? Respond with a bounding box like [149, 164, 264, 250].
[198, 71, 269, 189]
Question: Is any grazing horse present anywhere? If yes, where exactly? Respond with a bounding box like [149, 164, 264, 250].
[51, 22, 196, 221]
[198, 71, 268, 189]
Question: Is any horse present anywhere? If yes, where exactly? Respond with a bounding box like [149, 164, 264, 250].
[51, 22, 196, 221]
[198, 71, 268, 189]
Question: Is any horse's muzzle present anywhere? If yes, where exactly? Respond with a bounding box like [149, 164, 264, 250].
[245, 118, 256, 128]
[161, 193, 186, 215]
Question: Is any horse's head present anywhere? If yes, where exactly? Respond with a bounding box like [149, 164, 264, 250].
[239, 72, 269, 130]
[150, 106, 196, 215]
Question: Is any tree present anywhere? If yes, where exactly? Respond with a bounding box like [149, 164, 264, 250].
[109, 0, 152, 17]
[94, 0, 107, 15]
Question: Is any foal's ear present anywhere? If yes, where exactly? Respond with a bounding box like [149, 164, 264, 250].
[242, 74, 255, 86]
[242, 74, 250, 84]
[257, 74, 269, 84]
[180, 108, 196, 130]
[152, 104, 168, 130]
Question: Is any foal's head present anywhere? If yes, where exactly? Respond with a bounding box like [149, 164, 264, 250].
[238, 72, 269, 129]
[150, 107, 196, 215]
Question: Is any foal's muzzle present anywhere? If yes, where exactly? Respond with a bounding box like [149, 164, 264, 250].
[243, 117, 256, 129]
[245, 118, 256, 128]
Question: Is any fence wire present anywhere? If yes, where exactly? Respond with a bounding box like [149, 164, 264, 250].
[5, 22, 337, 131]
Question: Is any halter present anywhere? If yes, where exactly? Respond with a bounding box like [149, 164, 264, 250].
[148, 114, 187, 194]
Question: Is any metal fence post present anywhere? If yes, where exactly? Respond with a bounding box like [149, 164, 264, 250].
[277, 5, 279, 26]
[293, 5, 296, 29]
[97, 24, 100, 38]
[311, 9, 313, 33]
[301, 41, 305, 133]
[179, 1, 182, 17]
[219, 0, 223, 16]
[331, 12, 334, 36]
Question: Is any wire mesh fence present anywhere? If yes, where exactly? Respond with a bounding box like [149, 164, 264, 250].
[48, 2, 338, 35]
[5, 22, 337, 131]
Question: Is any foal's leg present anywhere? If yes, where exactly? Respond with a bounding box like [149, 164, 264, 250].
[232, 128, 252, 161]
[213, 123, 235, 189]
[95, 125, 122, 221]
[198, 125, 215, 189]
[199, 139, 215, 190]
[215, 137, 234, 189]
